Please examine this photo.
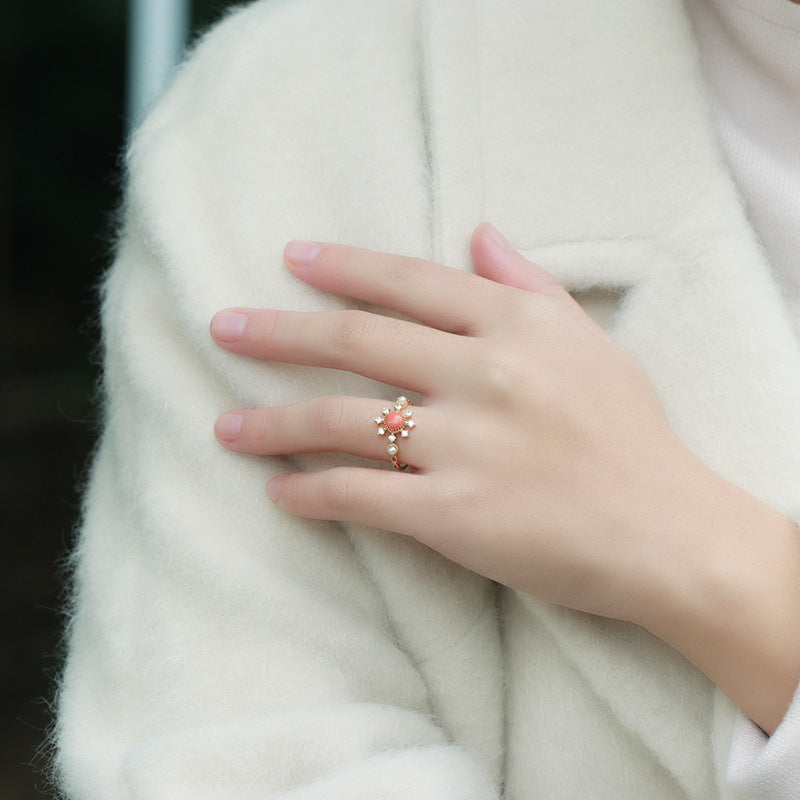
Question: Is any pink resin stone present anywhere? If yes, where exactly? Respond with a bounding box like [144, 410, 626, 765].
[384, 411, 405, 431]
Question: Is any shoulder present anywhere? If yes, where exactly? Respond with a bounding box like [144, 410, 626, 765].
[123, 0, 428, 273]
[128, 0, 423, 191]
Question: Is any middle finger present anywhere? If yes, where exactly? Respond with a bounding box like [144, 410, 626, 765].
[211, 307, 470, 395]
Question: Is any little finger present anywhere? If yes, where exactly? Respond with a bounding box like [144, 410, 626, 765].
[266, 467, 433, 533]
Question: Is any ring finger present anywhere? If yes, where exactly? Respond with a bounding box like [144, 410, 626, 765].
[215, 395, 438, 469]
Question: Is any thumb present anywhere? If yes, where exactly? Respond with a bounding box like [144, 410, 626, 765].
[471, 223, 566, 298]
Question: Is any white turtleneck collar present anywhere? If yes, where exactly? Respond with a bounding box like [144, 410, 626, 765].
[685, 0, 800, 326]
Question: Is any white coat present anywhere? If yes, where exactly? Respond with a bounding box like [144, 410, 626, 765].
[55, 1, 800, 798]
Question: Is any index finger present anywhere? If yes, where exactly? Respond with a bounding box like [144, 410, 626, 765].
[283, 238, 506, 335]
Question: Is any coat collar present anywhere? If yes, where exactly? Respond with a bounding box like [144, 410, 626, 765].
[422, 0, 774, 291]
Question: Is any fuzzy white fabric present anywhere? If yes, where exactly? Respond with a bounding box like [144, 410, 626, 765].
[56, 1, 800, 798]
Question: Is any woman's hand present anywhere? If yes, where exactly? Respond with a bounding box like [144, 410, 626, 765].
[210, 223, 717, 626]
[211, 223, 800, 732]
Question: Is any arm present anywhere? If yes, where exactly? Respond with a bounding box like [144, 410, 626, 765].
[636, 468, 800, 736]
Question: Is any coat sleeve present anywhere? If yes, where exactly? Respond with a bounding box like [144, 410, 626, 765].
[726, 698, 800, 800]
[53, 2, 502, 798]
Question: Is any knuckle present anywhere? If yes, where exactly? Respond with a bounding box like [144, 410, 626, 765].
[252, 409, 271, 442]
[387, 256, 429, 287]
[328, 310, 378, 356]
[324, 469, 357, 513]
[253, 308, 281, 346]
[312, 396, 348, 442]
[474, 346, 528, 406]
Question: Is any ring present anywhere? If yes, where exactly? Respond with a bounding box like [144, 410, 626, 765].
[374, 396, 415, 470]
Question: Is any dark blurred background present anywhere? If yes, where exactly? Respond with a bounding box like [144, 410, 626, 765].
[2, 2, 240, 796]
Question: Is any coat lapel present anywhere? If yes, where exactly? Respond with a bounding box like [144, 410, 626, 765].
[423, 0, 800, 795]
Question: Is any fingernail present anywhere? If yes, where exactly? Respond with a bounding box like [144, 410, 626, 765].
[211, 310, 249, 342]
[216, 412, 244, 442]
[285, 240, 321, 267]
[487, 224, 512, 252]
[266, 475, 284, 502]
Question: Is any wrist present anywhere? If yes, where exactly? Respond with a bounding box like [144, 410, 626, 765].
[637, 462, 800, 734]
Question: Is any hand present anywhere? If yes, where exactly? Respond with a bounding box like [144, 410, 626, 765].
[212, 224, 800, 732]
[210, 223, 712, 626]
